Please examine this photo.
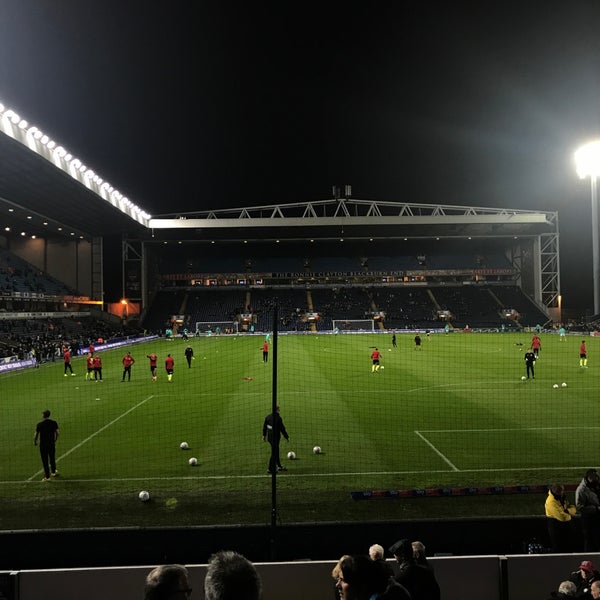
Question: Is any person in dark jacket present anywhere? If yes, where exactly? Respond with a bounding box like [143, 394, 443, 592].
[389, 538, 440, 600]
[262, 405, 289, 474]
[576, 469, 600, 551]
[569, 560, 600, 600]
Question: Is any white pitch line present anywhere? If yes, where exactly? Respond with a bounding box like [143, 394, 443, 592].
[415, 431, 459, 471]
[6, 463, 597, 486]
[418, 426, 600, 433]
[27, 395, 155, 481]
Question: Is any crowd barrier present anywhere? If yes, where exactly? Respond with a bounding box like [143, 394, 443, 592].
[5, 552, 600, 600]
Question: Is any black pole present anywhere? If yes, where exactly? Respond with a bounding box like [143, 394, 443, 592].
[269, 303, 278, 560]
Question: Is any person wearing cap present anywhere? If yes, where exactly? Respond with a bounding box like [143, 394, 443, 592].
[569, 560, 600, 599]
[576, 468, 600, 551]
[389, 539, 440, 600]
[545, 483, 576, 552]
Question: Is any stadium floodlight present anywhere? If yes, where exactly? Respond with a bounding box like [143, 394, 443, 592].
[575, 141, 600, 315]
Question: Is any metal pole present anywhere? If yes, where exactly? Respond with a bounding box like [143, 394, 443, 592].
[592, 176, 600, 315]
[269, 303, 278, 560]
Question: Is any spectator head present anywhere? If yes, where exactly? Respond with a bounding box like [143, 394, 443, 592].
[204, 550, 262, 600]
[144, 564, 190, 600]
[580, 561, 596, 579]
[368, 544, 384, 561]
[335, 554, 390, 600]
[388, 539, 413, 561]
[585, 469, 600, 484]
[412, 541, 426, 559]
[590, 580, 600, 599]
[558, 580, 576, 596]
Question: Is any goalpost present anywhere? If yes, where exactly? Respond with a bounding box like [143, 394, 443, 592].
[332, 319, 375, 332]
[194, 321, 239, 334]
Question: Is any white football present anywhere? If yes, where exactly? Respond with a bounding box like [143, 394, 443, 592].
[521, 376, 526, 381]
[553, 384, 559, 389]
[138, 490, 150, 502]
[380, 366, 385, 370]
[180, 442, 189, 450]
[313, 446, 322, 454]
[188, 457, 198, 466]
[287, 451, 296, 460]
[561, 382, 567, 388]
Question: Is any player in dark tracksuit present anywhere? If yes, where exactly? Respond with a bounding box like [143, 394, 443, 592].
[262, 405, 289, 474]
[524, 349, 536, 379]
[34, 410, 59, 481]
[184, 346, 194, 368]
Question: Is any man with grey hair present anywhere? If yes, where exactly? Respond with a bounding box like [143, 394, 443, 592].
[204, 550, 262, 600]
[144, 564, 191, 600]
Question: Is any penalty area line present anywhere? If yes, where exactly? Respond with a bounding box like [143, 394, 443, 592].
[415, 430, 459, 471]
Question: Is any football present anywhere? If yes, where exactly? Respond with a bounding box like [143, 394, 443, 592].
[561, 382, 567, 388]
[553, 384, 559, 389]
[138, 490, 150, 502]
[313, 446, 322, 454]
[380, 366, 385, 370]
[180, 442, 189, 450]
[188, 457, 198, 466]
[287, 451, 296, 460]
[521, 376, 526, 381]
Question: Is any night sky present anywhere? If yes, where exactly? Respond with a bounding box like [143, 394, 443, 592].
[1, 2, 600, 309]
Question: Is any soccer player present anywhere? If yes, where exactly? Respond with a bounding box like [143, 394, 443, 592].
[34, 409, 59, 481]
[262, 405, 290, 474]
[392, 333, 397, 347]
[262, 341, 269, 363]
[93, 353, 103, 381]
[559, 326, 566, 341]
[414, 334, 422, 350]
[121, 351, 135, 381]
[531, 334, 541, 358]
[184, 346, 194, 368]
[165, 354, 175, 382]
[580, 340, 588, 368]
[147, 352, 158, 381]
[371, 347, 381, 373]
[524, 348, 536, 379]
[85, 352, 94, 380]
[63, 346, 74, 376]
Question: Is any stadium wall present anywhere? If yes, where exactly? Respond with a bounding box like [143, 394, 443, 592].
[7, 552, 600, 600]
[0, 516, 573, 571]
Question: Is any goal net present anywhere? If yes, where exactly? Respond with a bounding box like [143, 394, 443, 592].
[332, 319, 375, 332]
[194, 320, 239, 334]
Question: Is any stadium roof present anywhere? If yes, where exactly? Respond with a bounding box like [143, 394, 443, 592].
[0, 102, 557, 245]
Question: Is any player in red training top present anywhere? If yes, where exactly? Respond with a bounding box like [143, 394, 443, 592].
[262, 341, 269, 363]
[531, 334, 541, 358]
[93, 354, 103, 381]
[63, 347, 74, 376]
[580, 340, 588, 368]
[165, 354, 175, 382]
[147, 353, 158, 381]
[85, 352, 94, 380]
[371, 348, 381, 373]
[121, 351, 135, 382]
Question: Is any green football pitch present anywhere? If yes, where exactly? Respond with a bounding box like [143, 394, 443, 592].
[0, 331, 596, 530]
